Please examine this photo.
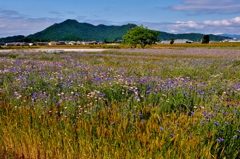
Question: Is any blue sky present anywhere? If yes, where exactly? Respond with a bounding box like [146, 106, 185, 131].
[1, 0, 240, 37]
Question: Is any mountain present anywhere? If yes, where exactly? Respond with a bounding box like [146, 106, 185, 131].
[27, 19, 137, 41]
[159, 32, 231, 42]
[219, 34, 240, 39]
[0, 35, 25, 42]
[0, 19, 231, 42]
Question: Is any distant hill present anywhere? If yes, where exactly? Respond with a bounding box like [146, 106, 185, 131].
[159, 32, 231, 42]
[0, 35, 25, 42]
[219, 34, 240, 39]
[0, 19, 232, 42]
[27, 19, 137, 41]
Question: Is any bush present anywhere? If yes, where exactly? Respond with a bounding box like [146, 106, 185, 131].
[202, 35, 210, 44]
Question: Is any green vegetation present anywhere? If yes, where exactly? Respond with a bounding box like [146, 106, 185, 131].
[170, 38, 174, 44]
[158, 32, 229, 42]
[0, 48, 240, 158]
[27, 19, 136, 41]
[122, 26, 159, 48]
[0, 35, 25, 43]
[202, 35, 210, 44]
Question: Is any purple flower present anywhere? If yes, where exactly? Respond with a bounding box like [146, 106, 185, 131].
[234, 110, 239, 115]
[32, 92, 37, 99]
[203, 111, 207, 116]
[110, 122, 114, 125]
[170, 133, 174, 137]
[234, 135, 238, 139]
[216, 138, 224, 142]
[160, 127, 164, 131]
[213, 122, 219, 126]
[189, 111, 194, 116]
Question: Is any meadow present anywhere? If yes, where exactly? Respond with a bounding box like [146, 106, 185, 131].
[0, 47, 240, 158]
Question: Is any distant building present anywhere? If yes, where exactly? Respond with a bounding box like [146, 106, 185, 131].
[160, 40, 170, 44]
[48, 41, 57, 46]
[5, 42, 17, 46]
[57, 41, 66, 45]
[89, 41, 98, 44]
[222, 38, 240, 42]
[68, 41, 77, 45]
[160, 39, 193, 44]
[35, 42, 48, 45]
[174, 39, 193, 44]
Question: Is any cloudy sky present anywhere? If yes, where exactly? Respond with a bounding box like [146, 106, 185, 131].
[1, 0, 240, 37]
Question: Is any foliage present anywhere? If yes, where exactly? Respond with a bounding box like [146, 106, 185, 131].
[170, 38, 174, 44]
[158, 32, 230, 42]
[27, 19, 136, 41]
[122, 26, 159, 48]
[0, 35, 25, 42]
[202, 35, 210, 44]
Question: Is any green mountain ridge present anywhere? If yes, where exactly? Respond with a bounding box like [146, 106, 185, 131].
[0, 19, 231, 42]
[27, 19, 137, 41]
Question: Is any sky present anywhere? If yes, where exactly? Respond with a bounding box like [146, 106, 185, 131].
[1, 0, 240, 37]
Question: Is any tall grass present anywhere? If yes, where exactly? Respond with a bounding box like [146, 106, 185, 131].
[0, 48, 239, 158]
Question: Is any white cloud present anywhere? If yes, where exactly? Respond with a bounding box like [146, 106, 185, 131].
[0, 17, 61, 37]
[203, 17, 240, 26]
[138, 16, 240, 35]
[0, 9, 23, 17]
[170, 0, 240, 14]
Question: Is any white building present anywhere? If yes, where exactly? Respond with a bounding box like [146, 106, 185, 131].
[174, 39, 193, 43]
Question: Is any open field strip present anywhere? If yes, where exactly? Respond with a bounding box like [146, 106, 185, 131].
[0, 48, 107, 53]
[0, 48, 240, 158]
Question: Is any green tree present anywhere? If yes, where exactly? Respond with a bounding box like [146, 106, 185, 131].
[201, 35, 210, 44]
[122, 26, 159, 48]
[170, 38, 174, 44]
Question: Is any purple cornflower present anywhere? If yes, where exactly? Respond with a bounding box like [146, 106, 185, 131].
[134, 96, 138, 100]
[216, 138, 224, 142]
[213, 122, 219, 126]
[225, 122, 229, 125]
[233, 135, 238, 139]
[189, 111, 194, 116]
[170, 133, 174, 137]
[160, 127, 164, 131]
[32, 92, 37, 99]
[110, 122, 114, 125]
[203, 111, 207, 116]
[234, 109, 239, 115]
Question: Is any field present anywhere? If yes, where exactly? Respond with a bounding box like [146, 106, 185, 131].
[0, 47, 240, 158]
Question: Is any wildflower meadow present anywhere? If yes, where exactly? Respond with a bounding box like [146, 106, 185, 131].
[0, 48, 240, 158]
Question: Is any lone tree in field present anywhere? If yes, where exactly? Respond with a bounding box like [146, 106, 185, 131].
[170, 38, 174, 44]
[122, 26, 159, 48]
[201, 35, 210, 44]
